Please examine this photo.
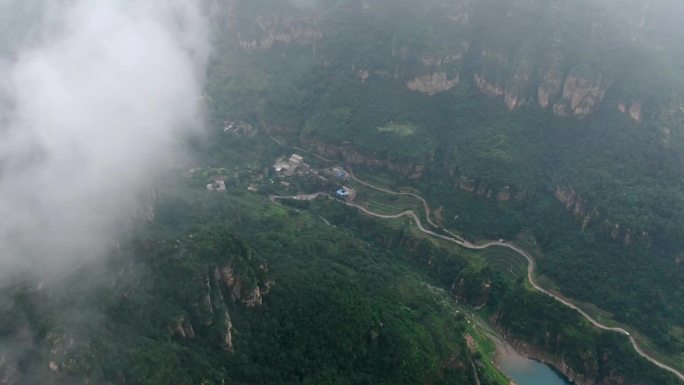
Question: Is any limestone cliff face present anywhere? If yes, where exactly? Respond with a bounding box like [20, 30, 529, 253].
[555, 186, 645, 245]
[173, 262, 273, 352]
[552, 71, 607, 118]
[407, 71, 459, 95]
[223, 311, 234, 352]
[173, 316, 196, 339]
[214, 264, 272, 307]
[472, 64, 609, 117]
[474, 73, 504, 98]
[496, 186, 511, 202]
[458, 176, 524, 202]
[473, 60, 608, 116]
[237, 16, 319, 51]
[554, 186, 588, 218]
[474, 72, 530, 111]
[538, 68, 564, 109]
[618, 101, 642, 122]
[219, 2, 319, 52]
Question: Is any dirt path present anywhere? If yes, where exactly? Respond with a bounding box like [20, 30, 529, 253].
[272, 189, 684, 382]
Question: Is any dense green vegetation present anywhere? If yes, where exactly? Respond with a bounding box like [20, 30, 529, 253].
[2, 0, 683, 384]
[0, 179, 506, 385]
[203, 0, 684, 363]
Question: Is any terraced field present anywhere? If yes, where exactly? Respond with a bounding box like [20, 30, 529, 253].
[480, 247, 528, 280]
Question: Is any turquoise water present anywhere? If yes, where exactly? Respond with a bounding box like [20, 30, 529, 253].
[497, 348, 572, 385]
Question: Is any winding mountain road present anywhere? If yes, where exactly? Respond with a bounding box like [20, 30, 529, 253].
[272, 174, 684, 382]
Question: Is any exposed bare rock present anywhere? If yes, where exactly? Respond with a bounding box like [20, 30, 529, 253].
[581, 209, 597, 230]
[242, 286, 262, 307]
[618, 102, 627, 113]
[173, 316, 196, 339]
[458, 176, 476, 192]
[261, 280, 275, 295]
[538, 69, 563, 109]
[203, 272, 213, 321]
[359, 69, 369, 82]
[553, 71, 607, 118]
[231, 278, 243, 301]
[618, 101, 642, 122]
[223, 311, 234, 352]
[496, 186, 511, 201]
[504, 91, 523, 110]
[219, 266, 235, 287]
[407, 71, 459, 95]
[474, 73, 504, 97]
[554, 186, 588, 217]
[237, 15, 319, 51]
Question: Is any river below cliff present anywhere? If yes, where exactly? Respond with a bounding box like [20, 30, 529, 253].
[496, 344, 572, 385]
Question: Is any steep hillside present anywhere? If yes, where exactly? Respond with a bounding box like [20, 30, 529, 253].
[205, 0, 684, 359]
[0, 182, 493, 385]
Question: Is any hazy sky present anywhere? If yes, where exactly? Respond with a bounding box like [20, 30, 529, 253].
[0, 0, 210, 284]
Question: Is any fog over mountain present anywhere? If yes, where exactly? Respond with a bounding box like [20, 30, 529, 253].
[1, 1, 684, 384]
[0, 0, 209, 284]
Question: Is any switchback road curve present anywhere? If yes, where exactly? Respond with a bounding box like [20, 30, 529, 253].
[272, 185, 684, 382]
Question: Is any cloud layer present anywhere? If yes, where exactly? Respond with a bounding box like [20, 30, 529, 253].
[0, 0, 210, 283]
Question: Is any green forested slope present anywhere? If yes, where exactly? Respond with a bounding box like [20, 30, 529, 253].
[205, 0, 684, 358]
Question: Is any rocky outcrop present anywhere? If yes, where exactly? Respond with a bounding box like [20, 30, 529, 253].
[458, 177, 523, 203]
[474, 73, 504, 97]
[223, 311, 234, 352]
[473, 73, 528, 110]
[214, 264, 272, 306]
[552, 71, 607, 118]
[618, 101, 642, 122]
[233, 12, 319, 51]
[173, 316, 196, 339]
[555, 186, 588, 217]
[556, 187, 642, 246]
[242, 287, 262, 307]
[407, 71, 459, 95]
[538, 69, 564, 109]
[496, 186, 511, 202]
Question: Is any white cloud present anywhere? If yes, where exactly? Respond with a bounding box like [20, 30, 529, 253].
[0, 0, 210, 283]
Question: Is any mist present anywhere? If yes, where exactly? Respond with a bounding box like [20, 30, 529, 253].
[0, 0, 210, 284]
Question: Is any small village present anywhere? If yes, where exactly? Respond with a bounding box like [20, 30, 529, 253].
[192, 150, 357, 202]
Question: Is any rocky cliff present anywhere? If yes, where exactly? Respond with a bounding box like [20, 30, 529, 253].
[407, 71, 459, 95]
